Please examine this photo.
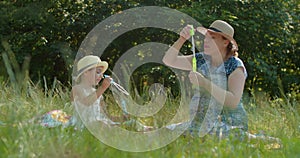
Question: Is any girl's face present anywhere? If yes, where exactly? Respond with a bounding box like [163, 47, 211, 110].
[203, 31, 229, 56]
[84, 66, 104, 86]
[95, 66, 104, 84]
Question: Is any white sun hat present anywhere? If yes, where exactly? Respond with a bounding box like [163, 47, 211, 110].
[75, 55, 108, 81]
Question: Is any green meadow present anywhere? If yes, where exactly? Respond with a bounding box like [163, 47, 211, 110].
[0, 81, 299, 158]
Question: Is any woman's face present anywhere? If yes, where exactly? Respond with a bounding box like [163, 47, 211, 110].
[203, 31, 229, 56]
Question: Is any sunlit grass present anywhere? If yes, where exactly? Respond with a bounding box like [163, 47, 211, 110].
[0, 80, 299, 158]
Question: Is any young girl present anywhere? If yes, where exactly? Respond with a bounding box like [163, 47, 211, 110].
[71, 55, 119, 126]
[39, 55, 117, 128]
[39, 55, 151, 131]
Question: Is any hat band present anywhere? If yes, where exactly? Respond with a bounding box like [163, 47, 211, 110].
[77, 62, 99, 75]
[208, 27, 222, 33]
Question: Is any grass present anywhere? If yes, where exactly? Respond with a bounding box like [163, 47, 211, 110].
[0, 80, 300, 158]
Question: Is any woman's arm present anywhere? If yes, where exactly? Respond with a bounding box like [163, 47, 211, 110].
[162, 25, 194, 71]
[189, 67, 246, 109]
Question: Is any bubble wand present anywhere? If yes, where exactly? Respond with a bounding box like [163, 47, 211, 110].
[104, 75, 129, 96]
[189, 25, 197, 72]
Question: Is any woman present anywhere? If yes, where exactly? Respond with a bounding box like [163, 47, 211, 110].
[163, 20, 248, 138]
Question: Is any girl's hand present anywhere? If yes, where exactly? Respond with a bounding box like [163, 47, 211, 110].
[188, 71, 208, 87]
[180, 25, 195, 40]
[95, 76, 112, 98]
[100, 77, 112, 91]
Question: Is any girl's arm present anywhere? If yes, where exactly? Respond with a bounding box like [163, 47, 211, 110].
[95, 77, 111, 99]
[73, 78, 112, 106]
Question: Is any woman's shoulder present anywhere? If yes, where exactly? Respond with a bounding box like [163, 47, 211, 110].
[195, 52, 207, 58]
[195, 52, 208, 66]
[225, 56, 247, 77]
[226, 56, 245, 66]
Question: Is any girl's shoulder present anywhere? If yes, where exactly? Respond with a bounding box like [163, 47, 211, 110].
[72, 84, 96, 98]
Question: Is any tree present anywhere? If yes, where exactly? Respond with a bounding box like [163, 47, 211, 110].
[182, 0, 299, 96]
[0, 0, 299, 97]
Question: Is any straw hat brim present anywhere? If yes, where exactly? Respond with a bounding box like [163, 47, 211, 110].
[197, 27, 238, 51]
[75, 61, 108, 82]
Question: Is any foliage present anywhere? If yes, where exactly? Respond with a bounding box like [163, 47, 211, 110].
[0, 0, 299, 96]
[182, 0, 299, 96]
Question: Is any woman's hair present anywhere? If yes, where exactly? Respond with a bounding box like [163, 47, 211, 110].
[223, 36, 238, 58]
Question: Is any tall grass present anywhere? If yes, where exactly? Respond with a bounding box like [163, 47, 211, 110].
[0, 78, 300, 158]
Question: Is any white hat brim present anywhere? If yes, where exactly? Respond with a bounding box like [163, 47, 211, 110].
[97, 61, 108, 74]
[75, 61, 108, 82]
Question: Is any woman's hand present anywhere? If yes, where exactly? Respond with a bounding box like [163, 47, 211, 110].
[188, 71, 208, 88]
[179, 25, 194, 40]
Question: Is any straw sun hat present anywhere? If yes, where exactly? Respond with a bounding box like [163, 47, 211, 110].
[197, 20, 238, 50]
[75, 55, 108, 81]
